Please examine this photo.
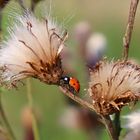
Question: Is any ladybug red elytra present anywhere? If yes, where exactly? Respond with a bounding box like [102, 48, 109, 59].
[60, 76, 80, 93]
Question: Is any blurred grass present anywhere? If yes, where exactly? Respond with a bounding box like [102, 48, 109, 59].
[0, 0, 140, 140]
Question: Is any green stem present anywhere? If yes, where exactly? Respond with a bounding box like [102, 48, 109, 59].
[102, 115, 117, 140]
[0, 93, 16, 140]
[114, 112, 121, 140]
[26, 79, 40, 140]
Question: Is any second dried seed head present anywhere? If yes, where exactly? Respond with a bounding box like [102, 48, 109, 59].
[88, 59, 140, 115]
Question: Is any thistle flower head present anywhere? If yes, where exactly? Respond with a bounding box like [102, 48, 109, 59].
[88, 59, 140, 115]
[0, 13, 68, 87]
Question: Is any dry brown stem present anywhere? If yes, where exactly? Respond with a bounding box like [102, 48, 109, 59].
[119, 0, 139, 139]
[59, 86, 95, 111]
[123, 0, 139, 61]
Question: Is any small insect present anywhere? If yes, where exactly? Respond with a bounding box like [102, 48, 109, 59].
[59, 76, 80, 93]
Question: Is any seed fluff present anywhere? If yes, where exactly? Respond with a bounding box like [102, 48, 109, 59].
[0, 13, 68, 88]
[88, 59, 140, 115]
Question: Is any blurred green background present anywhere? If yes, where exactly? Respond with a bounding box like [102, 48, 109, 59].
[0, 0, 140, 140]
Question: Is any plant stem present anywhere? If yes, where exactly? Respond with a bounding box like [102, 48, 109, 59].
[0, 94, 16, 140]
[102, 115, 117, 140]
[114, 112, 121, 140]
[0, 8, 2, 32]
[123, 0, 139, 61]
[59, 87, 117, 140]
[59, 86, 95, 112]
[26, 79, 40, 140]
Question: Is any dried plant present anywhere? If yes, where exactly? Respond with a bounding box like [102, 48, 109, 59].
[0, 13, 68, 88]
[0, 12, 68, 140]
[0, 0, 139, 140]
[88, 59, 140, 116]
[60, 0, 140, 140]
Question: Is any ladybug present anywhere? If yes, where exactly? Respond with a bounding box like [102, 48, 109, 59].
[59, 76, 80, 93]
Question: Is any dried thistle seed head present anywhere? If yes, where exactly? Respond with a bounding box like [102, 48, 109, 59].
[0, 13, 68, 87]
[88, 60, 140, 116]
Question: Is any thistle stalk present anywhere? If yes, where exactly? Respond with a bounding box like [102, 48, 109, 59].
[114, 112, 121, 140]
[115, 0, 140, 138]
[123, 0, 139, 61]
[102, 115, 117, 140]
[59, 87, 95, 112]
[0, 94, 16, 140]
[26, 79, 40, 140]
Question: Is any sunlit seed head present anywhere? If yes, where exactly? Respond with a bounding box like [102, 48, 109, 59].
[88, 59, 140, 115]
[74, 21, 91, 44]
[86, 33, 107, 67]
[86, 33, 107, 56]
[0, 13, 68, 88]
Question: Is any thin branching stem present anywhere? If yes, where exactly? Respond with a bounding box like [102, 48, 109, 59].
[0, 8, 2, 32]
[116, 0, 140, 139]
[59, 87, 95, 111]
[123, 0, 139, 61]
[26, 79, 40, 140]
[0, 94, 16, 140]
